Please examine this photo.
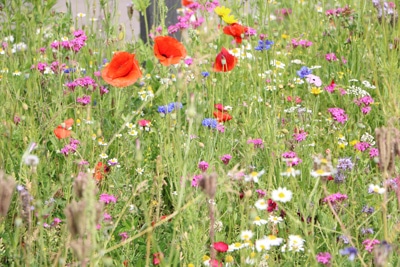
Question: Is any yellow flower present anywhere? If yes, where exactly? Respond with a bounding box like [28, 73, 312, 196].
[350, 140, 359, 146]
[281, 33, 289, 39]
[225, 255, 234, 263]
[222, 14, 238, 24]
[214, 6, 231, 17]
[310, 87, 322, 95]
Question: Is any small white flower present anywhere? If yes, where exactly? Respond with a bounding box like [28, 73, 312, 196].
[244, 170, 265, 183]
[293, 77, 304, 85]
[136, 168, 144, 175]
[99, 153, 108, 159]
[254, 199, 268, 210]
[271, 187, 293, 203]
[253, 216, 268, 226]
[310, 169, 332, 177]
[240, 230, 254, 240]
[281, 167, 301, 177]
[265, 235, 284, 246]
[268, 215, 283, 224]
[77, 13, 86, 18]
[270, 60, 286, 69]
[255, 238, 271, 252]
[368, 184, 385, 194]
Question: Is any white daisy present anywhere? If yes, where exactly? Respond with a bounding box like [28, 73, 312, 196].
[268, 215, 283, 224]
[244, 170, 265, 183]
[265, 235, 284, 246]
[254, 199, 268, 210]
[255, 238, 271, 252]
[368, 184, 385, 194]
[281, 167, 301, 177]
[271, 187, 293, 203]
[240, 230, 254, 241]
[253, 216, 268, 226]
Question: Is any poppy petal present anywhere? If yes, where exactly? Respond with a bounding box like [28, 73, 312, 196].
[213, 47, 237, 72]
[101, 52, 142, 87]
[213, 111, 232, 122]
[54, 126, 71, 139]
[94, 162, 110, 182]
[154, 36, 187, 66]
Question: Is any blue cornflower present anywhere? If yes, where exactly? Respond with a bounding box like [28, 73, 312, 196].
[202, 118, 218, 129]
[201, 71, 210, 78]
[296, 66, 312, 78]
[339, 247, 358, 261]
[255, 40, 274, 51]
[158, 102, 183, 115]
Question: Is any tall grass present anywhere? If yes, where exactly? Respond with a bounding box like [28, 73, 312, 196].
[0, 0, 399, 266]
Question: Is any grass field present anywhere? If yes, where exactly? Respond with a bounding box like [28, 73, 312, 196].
[0, 0, 400, 266]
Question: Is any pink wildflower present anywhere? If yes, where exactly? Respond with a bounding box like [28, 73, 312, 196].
[323, 193, 348, 204]
[316, 252, 332, 265]
[325, 53, 338, 61]
[362, 239, 380, 253]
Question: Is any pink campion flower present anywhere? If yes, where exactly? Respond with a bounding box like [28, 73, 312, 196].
[184, 57, 193, 66]
[362, 239, 380, 253]
[325, 53, 338, 61]
[138, 119, 151, 127]
[216, 124, 225, 133]
[316, 252, 332, 265]
[306, 74, 322, 87]
[369, 148, 379, 158]
[341, 56, 347, 64]
[355, 95, 374, 106]
[354, 142, 371, 152]
[247, 138, 264, 148]
[76, 95, 91, 105]
[52, 217, 62, 226]
[99, 193, 117, 204]
[220, 154, 232, 165]
[103, 212, 112, 221]
[339, 88, 347, 95]
[298, 39, 313, 47]
[191, 174, 203, 187]
[198, 161, 209, 172]
[256, 189, 266, 197]
[293, 131, 307, 142]
[328, 107, 348, 124]
[361, 106, 372, 114]
[291, 38, 299, 48]
[324, 79, 337, 93]
[119, 232, 129, 241]
[323, 193, 348, 204]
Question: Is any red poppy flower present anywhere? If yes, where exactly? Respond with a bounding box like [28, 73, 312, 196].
[153, 36, 187, 66]
[213, 111, 232, 122]
[54, 118, 74, 139]
[93, 162, 110, 182]
[101, 51, 142, 88]
[213, 241, 229, 252]
[223, 23, 248, 44]
[182, 0, 194, 6]
[213, 47, 237, 72]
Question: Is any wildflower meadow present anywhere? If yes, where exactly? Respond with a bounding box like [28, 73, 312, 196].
[1, 0, 400, 266]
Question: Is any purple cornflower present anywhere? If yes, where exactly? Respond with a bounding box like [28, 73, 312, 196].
[337, 158, 354, 171]
[296, 66, 312, 78]
[202, 118, 218, 129]
[361, 205, 375, 214]
[201, 71, 210, 78]
[316, 252, 331, 265]
[354, 142, 371, 152]
[339, 235, 350, 244]
[361, 227, 374, 235]
[363, 239, 380, 253]
[323, 193, 348, 204]
[76, 95, 91, 105]
[339, 247, 358, 261]
[247, 138, 264, 149]
[220, 154, 232, 165]
[328, 107, 348, 124]
[325, 52, 338, 61]
[99, 194, 117, 204]
[198, 161, 209, 172]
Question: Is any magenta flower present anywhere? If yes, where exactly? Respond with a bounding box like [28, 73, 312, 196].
[119, 232, 129, 241]
[325, 53, 338, 61]
[247, 138, 264, 149]
[362, 239, 380, 253]
[256, 189, 266, 197]
[293, 131, 307, 142]
[369, 148, 379, 158]
[220, 154, 232, 165]
[354, 142, 371, 152]
[323, 193, 348, 204]
[198, 161, 209, 172]
[99, 194, 117, 204]
[328, 108, 348, 124]
[191, 174, 203, 187]
[316, 252, 332, 265]
[76, 95, 91, 105]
